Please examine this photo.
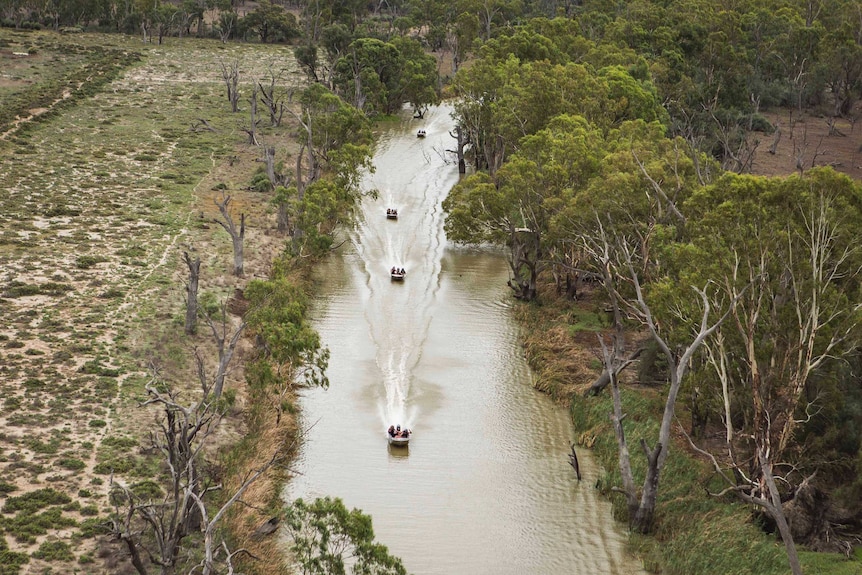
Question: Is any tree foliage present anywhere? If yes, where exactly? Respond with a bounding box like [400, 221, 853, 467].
[284, 497, 408, 575]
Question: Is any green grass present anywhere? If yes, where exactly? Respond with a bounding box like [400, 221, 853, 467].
[566, 306, 609, 334]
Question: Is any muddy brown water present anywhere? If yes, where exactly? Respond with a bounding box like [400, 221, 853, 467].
[285, 105, 646, 575]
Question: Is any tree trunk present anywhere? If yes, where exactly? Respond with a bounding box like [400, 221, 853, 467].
[183, 252, 201, 335]
[277, 200, 289, 234]
[760, 449, 805, 575]
[449, 125, 467, 174]
[232, 213, 245, 276]
[631, 441, 662, 533]
[214, 195, 245, 277]
[264, 146, 277, 188]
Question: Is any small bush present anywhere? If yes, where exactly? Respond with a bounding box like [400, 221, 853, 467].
[3, 488, 71, 514]
[93, 457, 133, 475]
[77, 517, 108, 538]
[56, 457, 85, 471]
[75, 255, 107, 269]
[32, 539, 74, 561]
[99, 287, 125, 299]
[0, 549, 28, 572]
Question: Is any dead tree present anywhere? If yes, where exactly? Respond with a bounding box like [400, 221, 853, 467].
[263, 145, 287, 189]
[581, 224, 643, 397]
[214, 194, 245, 277]
[203, 305, 246, 400]
[258, 67, 286, 127]
[683, 423, 806, 575]
[220, 60, 240, 113]
[109, 370, 216, 575]
[182, 251, 201, 335]
[190, 118, 216, 133]
[245, 82, 260, 146]
[190, 449, 282, 575]
[109, 360, 274, 575]
[769, 121, 782, 154]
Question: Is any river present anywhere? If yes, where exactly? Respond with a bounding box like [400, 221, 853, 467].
[285, 104, 645, 575]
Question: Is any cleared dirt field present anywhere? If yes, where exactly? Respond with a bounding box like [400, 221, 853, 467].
[752, 105, 862, 181]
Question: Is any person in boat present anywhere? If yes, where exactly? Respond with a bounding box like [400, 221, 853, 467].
[395, 425, 402, 437]
[388, 425, 396, 437]
[400, 268, 405, 274]
[391, 266, 396, 274]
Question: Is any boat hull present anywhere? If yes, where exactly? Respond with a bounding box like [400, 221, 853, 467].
[388, 435, 410, 446]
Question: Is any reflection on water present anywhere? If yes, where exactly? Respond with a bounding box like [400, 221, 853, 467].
[285, 105, 645, 575]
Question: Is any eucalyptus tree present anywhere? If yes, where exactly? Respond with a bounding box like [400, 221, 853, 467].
[674, 168, 862, 569]
[813, 4, 862, 116]
[244, 266, 330, 394]
[285, 497, 407, 575]
[279, 84, 373, 254]
[240, 0, 299, 43]
[332, 37, 403, 113]
[444, 114, 605, 301]
[330, 36, 439, 116]
[458, 0, 524, 40]
[390, 35, 440, 117]
[294, 23, 352, 86]
[547, 116, 725, 533]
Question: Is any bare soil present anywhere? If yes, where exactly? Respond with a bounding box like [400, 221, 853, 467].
[752, 104, 862, 181]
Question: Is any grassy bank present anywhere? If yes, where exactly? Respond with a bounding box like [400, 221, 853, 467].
[515, 283, 862, 575]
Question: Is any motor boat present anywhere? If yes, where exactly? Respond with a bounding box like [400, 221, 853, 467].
[386, 208, 398, 219]
[390, 267, 405, 281]
[417, 129, 426, 138]
[387, 427, 411, 446]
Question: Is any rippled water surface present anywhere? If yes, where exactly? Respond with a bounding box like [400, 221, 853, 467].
[285, 105, 645, 575]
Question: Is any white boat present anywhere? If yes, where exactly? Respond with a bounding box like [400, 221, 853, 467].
[417, 129, 426, 138]
[386, 209, 398, 219]
[387, 430, 411, 446]
[390, 268, 405, 281]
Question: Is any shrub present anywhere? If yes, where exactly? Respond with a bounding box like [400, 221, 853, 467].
[75, 255, 107, 269]
[56, 457, 85, 471]
[77, 517, 107, 538]
[0, 549, 29, 573]
[33, 539, 74, 561]
[2, 488, 71, 514]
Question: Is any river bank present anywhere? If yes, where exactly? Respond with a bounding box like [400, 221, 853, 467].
[514, 282, 862, 574]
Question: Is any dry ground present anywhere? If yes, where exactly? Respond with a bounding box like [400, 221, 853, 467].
[0, 29, 304, 574]
[752, 104, 862, 181]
